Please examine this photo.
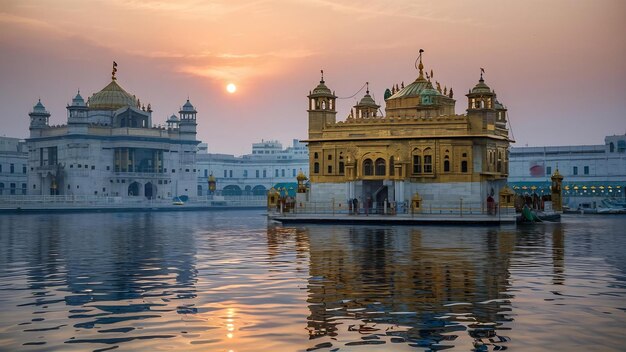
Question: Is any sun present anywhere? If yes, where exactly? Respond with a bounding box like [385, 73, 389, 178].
[226, 83, 237, 94]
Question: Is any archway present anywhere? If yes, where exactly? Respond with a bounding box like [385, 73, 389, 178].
[252, 185, 267, 196]
[144, 182, 156, 199]
[222, 185, 242, 196]
[128, 182, 141, 196]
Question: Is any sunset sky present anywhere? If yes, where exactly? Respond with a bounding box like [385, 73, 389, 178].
[1, 0, 624, 155]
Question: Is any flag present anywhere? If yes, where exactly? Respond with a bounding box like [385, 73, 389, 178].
[480, 67, 485, 73]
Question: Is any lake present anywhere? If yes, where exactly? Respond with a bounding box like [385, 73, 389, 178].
[1, 211, 625, 351]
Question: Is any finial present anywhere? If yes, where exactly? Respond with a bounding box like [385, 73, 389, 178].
[416, 49, 425, 79]
[112, 61, 118, 81]
[366, 81, 369, 94]
[480, 67, 485, 81]
[320, 69, 324, 83]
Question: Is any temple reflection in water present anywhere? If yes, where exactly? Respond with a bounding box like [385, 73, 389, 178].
[268, 224, 521, 348]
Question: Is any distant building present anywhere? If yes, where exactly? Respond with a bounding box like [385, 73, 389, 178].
[196, 139, 309, 196]
[0, 137, 28, 195]
[508, 134, 626, 208]
[304, 54, 511, 210]
[25, 64, 199, 199]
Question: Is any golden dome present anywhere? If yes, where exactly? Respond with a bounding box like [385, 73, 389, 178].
[89, 80, 137, 110]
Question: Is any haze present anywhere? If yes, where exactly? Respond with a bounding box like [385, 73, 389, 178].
[1, 0, 624, 155]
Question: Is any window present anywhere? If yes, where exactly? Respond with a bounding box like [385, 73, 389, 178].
[281, 169, 285, 177]
[292, 169, 296, 177]
[461, 160, 468, 173]
[444, 156, 450, 172]
[573, 166, 578, 175]
[256, 170, 260, 178]
[313, 162, 319, 174]
[10, 164, 14, 173]
[229, 170, 233, 178]
[275, 169, 279, 177]
[328, 165, 333, 173]
[413, 155, 421, 174]
[263, 170, 267, 178]
[584, 166, 589, 175]
[91, 165, 95, 170]
[106, 166, 110, 170]
[10, 183, 16, 195]
[21, 184, 26, 195]
[363, 159, 373, 176]
[0, 183, 3, 195]
[609, 142, 615, 152]
[0, 164, 2, 173]
[204, 169, 208, 177]
[339, 162, 345, 175]
[328, 154, 332, 160]
[244, 170, 248, 178]
[314, 152, 319, 159]
[23, 165, 27, 173]
[224, 170, 227, 178]
[423, 154, 433, 173]
[375, 158, 386, 176]
[389, 156, 395, 176]
[546, 166, 552, 175]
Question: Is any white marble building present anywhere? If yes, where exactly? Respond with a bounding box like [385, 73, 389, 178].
[25, 68, 199, 200]
[196, 139, 309, 196]
[0, 137, 28, 195]
[508, 134, 626, 208]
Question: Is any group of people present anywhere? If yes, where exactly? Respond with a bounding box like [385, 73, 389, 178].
[348, 197, 403, 215]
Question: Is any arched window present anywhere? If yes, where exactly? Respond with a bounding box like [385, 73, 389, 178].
[461, 160, 468, 173]
[314, 162, 320, 174]
[389, 156, 395, 176]
[375, 158, 386, 176]
[338, 153, 344, 175]
[363, 159, 373, 176]
[314, 152, 319, 159]
[444, 156, 450, 172]
[423, 149, 433, 173]
[413, 155, 421, 174]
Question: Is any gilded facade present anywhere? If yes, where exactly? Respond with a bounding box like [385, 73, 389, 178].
[305, 54, 511, 210]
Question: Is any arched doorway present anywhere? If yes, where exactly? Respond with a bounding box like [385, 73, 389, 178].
[144, 182, 156, 199]
[128, 182, 141, 196]
[222, 185, 242, 196]
[252, 185, 267, 196]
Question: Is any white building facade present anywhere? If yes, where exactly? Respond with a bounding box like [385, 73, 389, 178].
[25, 68, 199, 200]
[0, 137, 28, 195]
[508, 134, 626, 208]
[196, 139, 309, 196]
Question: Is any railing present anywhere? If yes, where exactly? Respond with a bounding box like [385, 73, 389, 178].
[273, 201, 516, 217]
[0, 195, 266, 208]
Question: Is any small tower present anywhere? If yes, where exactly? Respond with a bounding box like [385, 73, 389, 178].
[178, 99, 197, 140]
[166, 114, 179, 129]
[353, 82, 380, 119]
[67, 90, 88, 124]
[307, 70, 337, 139]
[29, 99, 51, 137]
[466, 70, 496, 112]
[551, 168, 564, 213]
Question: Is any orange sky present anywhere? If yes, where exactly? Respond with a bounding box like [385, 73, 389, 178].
[1, 0, 625, 154]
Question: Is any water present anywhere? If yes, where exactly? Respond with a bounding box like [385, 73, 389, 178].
[0, 211, 625, 351]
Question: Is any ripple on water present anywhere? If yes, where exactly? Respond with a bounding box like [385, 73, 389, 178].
[0, 212, 625, 351]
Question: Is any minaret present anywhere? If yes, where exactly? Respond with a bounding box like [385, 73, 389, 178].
[307, 70, 337, 139]
[29, 99, 51, 137]
[67, 90, 88, 124]
[178, 99, 197, 140]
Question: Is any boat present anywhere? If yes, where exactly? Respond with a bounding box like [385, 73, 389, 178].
[172, 197, 185, 205]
